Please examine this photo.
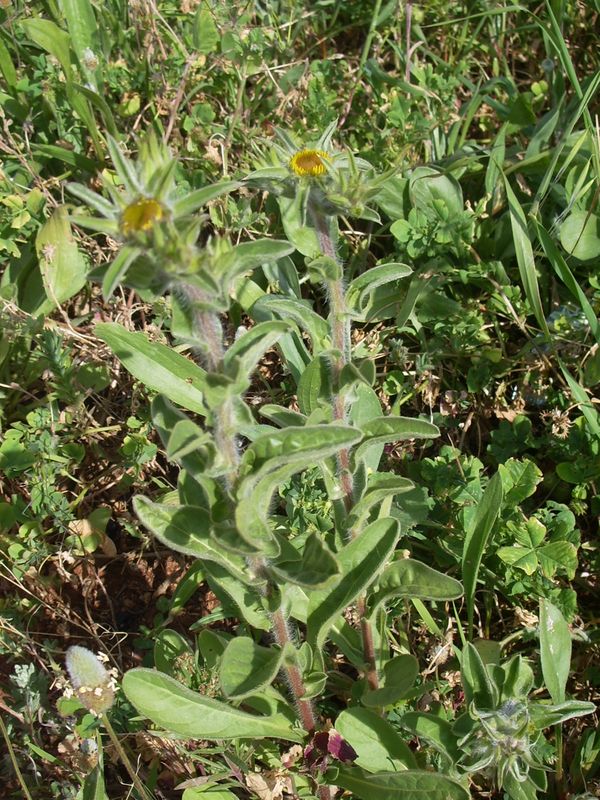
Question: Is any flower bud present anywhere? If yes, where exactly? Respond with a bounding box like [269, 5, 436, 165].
[82, 48, 99, 71]
[65, 645, 115, 716]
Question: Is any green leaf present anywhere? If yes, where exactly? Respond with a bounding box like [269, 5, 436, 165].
[166, 419, 213, 470]
[335, 707, 417, 772]
[58, 0, 99, 84]
[355, 417, 439, 460]
[171, 181, 240, 218]
[260, 405, 307, 428]
[559, 359, 600, 437]
[536, 220, 600, 343]
[460, 642, 497, 710]
[346, 263, 412, 319]
[507, 92, 536, 125]
[462, 471, 503, 638]
[248, 290, 311, 384]
[154, 629, 192, 678]
[0, 439, 35, 477]
[102, 247, 140, 300]
[369, 559, 463, 612]
[35, 206, 87, 313]
[409, 167, 464, 217]
[334, 765, 469, 800]
[362, 654, 418, 707]
[539, 599, 571, 704]
[297, 353, 332, 414]
[235, 424, 360, 556]
[96, 323, 207, 415]
[240, 425, 361, 479]
[169, 559, 204, 616]
[21, 18, 72, 77]
[349, 384, 386, 472]
[219, 637, 282, 699]
[223, 320, 290, 386]
[36, 144, 99, 173]
[401, 713, 461, 764]
[307, 517, 399, 650]
[0, 38, 17, 92]
[215, 240, 295, 281]
[499, 654, 534, 700]
[69, 179, 113, 217]
[348, 474, 414, 532]
[236, 425, 362, 552]
[278, 190, 320, 258]
[105, 136, 140, 195]
[151, 399, 213, 481]
[514, 517, 546, 548]
[271, 533, 340, 588]
[67, 84, 103, 158]
[501, 774, 538, 800]
[122, 669, 302, 741]
[559, 211, 600, 261]
[197, 630, 228, 669]
[82, 767, 107, 800]
[498, 458, 542, 506]
[133, 497, 251, 586]
[71, 83, 118, 137]
[203, 562, 270, 631]
[537, 541, 578, 579]
[245, 167, 290, 182]
[374, 175, 409, 219]
[497, 545, 538, 575]
[183, 791, 237, 800]
[252, 296, 330, 351]
[192, 4, 219, 53]
[529, 699, 596, 729]
[485, 124, 507, 198]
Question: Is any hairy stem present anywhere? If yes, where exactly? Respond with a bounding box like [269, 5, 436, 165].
[358, 597, 379, 691]
[184, 292, 321, 743]
[271, 607, 317, 733]
[311, 206, 380, 691]
[555, 723, 564, 789]
[271, 608, 333, 800]
[178, 282, 225, 371]
[180, 284, 240, 484]
[329, 279, 354, 512]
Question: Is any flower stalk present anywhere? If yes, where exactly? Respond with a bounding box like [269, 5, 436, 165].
[178, 283, 240, 486]
[103, 714, 154, 800]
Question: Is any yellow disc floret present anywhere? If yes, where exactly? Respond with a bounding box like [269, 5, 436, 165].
[290, 149, 329, 177]
[121, 197, 165, 235]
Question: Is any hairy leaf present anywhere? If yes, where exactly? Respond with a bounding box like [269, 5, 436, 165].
[123, 669, 302, 741]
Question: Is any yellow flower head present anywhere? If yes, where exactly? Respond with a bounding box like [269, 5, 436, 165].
[289, 149, 329, 177]
[121, 197, 165, 235]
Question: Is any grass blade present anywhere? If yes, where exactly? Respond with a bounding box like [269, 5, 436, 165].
[462, 471, 503, 640]
[502, 173, 550, 337]
[535, 219, 600, 344]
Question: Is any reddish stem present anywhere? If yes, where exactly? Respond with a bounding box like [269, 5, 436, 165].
[271, 608, 317, 734]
